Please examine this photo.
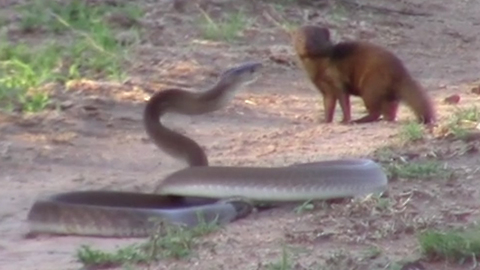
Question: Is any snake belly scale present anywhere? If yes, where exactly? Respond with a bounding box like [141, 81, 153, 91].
[26, 61, 388, 237]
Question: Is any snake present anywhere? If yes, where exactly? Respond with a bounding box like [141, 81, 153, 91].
[26, 61, 388, 238]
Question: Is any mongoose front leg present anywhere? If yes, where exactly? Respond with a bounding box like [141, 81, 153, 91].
[322, 93, 337, 123]
[337, 91, 352, 123]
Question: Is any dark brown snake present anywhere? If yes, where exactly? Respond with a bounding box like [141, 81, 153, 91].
[26, 62, 388, 237]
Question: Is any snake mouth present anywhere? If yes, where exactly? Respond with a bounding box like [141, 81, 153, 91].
[43, 191, 223, 210]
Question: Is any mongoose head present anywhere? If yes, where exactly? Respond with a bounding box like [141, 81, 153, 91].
[292, 25, 333, 58]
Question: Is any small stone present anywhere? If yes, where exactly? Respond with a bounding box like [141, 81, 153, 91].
[443, 94, 460, 104]
[59, 100, 74, 110]
[471, 85, 480, 94]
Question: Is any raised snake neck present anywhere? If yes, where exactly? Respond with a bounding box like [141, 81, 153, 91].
[143, 65, 258, 167]
[142, 89, 211, 167]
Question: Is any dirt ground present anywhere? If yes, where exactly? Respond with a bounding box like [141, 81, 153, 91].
[1, 0, 480, 269]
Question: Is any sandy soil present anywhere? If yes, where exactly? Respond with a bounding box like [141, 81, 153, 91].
[1, 0, 480, 269]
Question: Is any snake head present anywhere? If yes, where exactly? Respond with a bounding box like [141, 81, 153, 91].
[218, 61, 264, 87]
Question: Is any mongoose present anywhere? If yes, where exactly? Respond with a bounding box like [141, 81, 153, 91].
[291, 25, 436, 125]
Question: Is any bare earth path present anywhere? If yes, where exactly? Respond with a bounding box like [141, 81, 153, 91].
[1, 0, 480, 269]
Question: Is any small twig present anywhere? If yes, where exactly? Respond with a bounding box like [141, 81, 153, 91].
[195, 4, 220, 32]
[398, 193, 413, 209]
[470, 253, 477, 270]
[262, 11, 292, 37]
[338, 0, 432, 17]
[0, 142, 11, 158]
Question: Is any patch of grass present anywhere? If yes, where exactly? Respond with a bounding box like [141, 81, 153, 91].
[448, 126, 471, 140]
[293, 199, 315, 213]
[1, 0, 143, 112]
[16, 0, 142, 33]
[445, 106, 480, 139]
[375, 196, 392, 211]
[321, 249, 420, 270]
[360, 245, 382, 260]
[321, 248, 357, 270]
[384, 159, 452, 180]
[450, 106, 480, 123]
[304, 247, 416, 270]
[372, 146, 398, 162]
[399, 121, 425, 142]
[77, 244, 151, 269]
[0, 39, 62, 112]
[272, 0, 297, 6]
[328, 2, 348, 23]
[198, 8, 251, 42]
[77, 218, 220, 269]
[265, 246, 293, 270]
[283, 21, 301, 32]
[264, 245, 311, 270]
[418, 225, 480, 264]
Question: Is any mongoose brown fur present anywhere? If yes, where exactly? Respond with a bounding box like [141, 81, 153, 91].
[292, 25, 436, 124]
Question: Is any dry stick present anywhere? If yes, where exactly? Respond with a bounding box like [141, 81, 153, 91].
[195, 4, 221, 33]
[262, 11, 305, 69]
[338, 0, 432, 17]
[470, 254, 478, 270]
[262, 11, 292, 38]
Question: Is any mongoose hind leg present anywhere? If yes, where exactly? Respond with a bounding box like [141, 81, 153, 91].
[351, 96, 383, 123]
[351, 77, 390, 123]
[381, 100, 400, 122]
[352, 111, 382, 123]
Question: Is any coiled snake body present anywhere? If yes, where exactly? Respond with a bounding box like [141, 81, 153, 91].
[27, 62, 388, 237]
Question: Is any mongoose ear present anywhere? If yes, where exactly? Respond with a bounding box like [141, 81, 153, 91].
[319, 26, 331, 41]
[308, 25, 331, 41]
[302, 25, 332, 42]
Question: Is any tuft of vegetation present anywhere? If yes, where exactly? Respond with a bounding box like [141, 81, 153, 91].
[449, 106, 480, 123]
[293, 199, 315, 213]
[384, 159, 452, 180]
[373, 147, 453, 180]
[445, 106, 480, 139]
[418, 225, 480, 264]
[0, 0, 143, 113]
[15, 0, 143, 34]
[361, 245, 383, 260]
[265, 246, 293, 270]
[272, 0, 297, 6]
[77, 218, 219, 269]
[0, 40, 59, 112]
[399, 121, 425, 142]
[261, 244, 422, 270]
[197, 8, 251, 42]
